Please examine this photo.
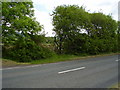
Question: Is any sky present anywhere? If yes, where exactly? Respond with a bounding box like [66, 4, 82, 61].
[32, 0, 119, 37]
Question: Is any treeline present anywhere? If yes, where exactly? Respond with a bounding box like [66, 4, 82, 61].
[2, 2, 119, 62]
[52, 5, 119, 55]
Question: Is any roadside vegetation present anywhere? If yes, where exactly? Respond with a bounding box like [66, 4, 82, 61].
[1, 2, 120, 65]
[1, 52, 119, 67]
[109, 83, 120, 89]
[30, 52, 119, 64]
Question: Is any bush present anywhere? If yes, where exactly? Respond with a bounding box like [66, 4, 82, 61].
[2, 39, 55, 62]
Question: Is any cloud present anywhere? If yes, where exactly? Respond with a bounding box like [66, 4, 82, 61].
[34, 8, 54, 36]
[119, 1, 120, 21]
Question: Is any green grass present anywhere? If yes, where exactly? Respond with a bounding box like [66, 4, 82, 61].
[30, 52, 119, 64]
[2, 52, 119, 67]
[30, 54, 80, 64]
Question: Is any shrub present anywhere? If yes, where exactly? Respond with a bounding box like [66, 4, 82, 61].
[2, 39, 54, 62]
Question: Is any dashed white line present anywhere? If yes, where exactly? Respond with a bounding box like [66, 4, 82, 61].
[58, 67, 85, 74]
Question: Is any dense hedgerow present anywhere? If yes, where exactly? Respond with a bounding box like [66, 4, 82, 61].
[2, 39, 55, 62]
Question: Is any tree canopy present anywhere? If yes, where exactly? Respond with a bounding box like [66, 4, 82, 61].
[2, 2, 43, 46]
[52, 5, 118, 55]
[2, 3, 118, 62]
[2, 2, 54, 62]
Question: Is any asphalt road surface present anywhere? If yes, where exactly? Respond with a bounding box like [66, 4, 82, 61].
[2, 55, 119, 88]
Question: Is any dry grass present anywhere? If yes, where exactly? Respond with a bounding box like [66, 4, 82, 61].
[1, 58, 30, 68]
[109, 83, 120, 89]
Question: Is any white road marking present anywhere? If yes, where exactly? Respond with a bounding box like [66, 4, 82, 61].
[0, 64, 41, 70]
[58, 67, 85, 74]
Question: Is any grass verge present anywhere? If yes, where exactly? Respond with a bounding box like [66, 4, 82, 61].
[1, 52, 119, 67]
[30, 52, 119, 64]
[109, 83, 120, 89]
[1, 58, 30, 68]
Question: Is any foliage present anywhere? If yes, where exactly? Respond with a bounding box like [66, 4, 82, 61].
[118, 21, 120, 52]
[52, 5, 118, 55]
[2, 39, 54, 62]
[45, 37, 54, 44]
[52, 5, 91, 54]
[2, 2, 42, 46]
[2, 2, 54, 62]
[2, 3, 118, 62]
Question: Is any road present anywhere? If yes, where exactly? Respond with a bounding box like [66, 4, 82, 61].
[2, 55, 119, 88]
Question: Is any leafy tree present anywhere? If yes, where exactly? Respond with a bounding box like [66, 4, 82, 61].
[52, 5, 118, 55]
[118, 21, 120, 52]
[2, 2, 54, 62]
[2, 2, 42, 46]
[90, 13, 117, 38]
[89, 13, 118, 53]
[52, 5, 90, 54]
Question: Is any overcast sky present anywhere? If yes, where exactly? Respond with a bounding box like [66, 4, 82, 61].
[32, 0, 119, 37]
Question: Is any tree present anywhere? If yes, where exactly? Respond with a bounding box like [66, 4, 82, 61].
[2, 2, 43, 46]
[2, 2, 54, 62]
[89, 13, 118, 53]
[90, 13, 117, 38]
[118, 21, 120, 52]
[52, 5, 118, 55]
[52, 5, 90, 54]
